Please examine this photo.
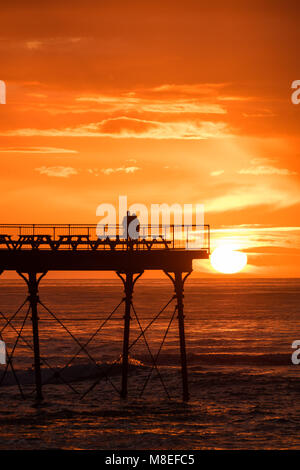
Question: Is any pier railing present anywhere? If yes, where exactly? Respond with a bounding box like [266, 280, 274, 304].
[0, 224, 210, 252]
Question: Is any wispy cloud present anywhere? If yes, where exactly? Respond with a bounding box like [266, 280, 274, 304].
[101, 166, 140, 175]
[26, 93, 48, 99]
[150, 83, 227, 94]
[0, 147, 78, 154]
[26, 41, 43, 50]
[205, 185, 300, 213]
[211, 225, 300, 234]
[242, 109, 276, 118]
[238, 158, 297, 176]
[25, 38, 81, 50]
[217, 95, 254, 102]
[238, 165, 297, 176]
[35, 166, 78, 177]
[87, 168, 99, 176]
[77, 95, 226, 115]
[210, 170, 224, 176]
[1, 117, 230, 140]
[26, 84, 229, 116]
[208, 225, 300, 256]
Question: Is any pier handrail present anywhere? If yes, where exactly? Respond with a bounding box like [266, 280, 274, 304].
[0, 223, 210, 252]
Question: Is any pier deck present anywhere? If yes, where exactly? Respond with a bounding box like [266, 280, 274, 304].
[0, 223, 209, 272]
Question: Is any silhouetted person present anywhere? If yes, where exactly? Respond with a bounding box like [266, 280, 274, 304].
[122, 211, 130, 240]
[122, 211, 140, 241]
[129, 213, 140, 240]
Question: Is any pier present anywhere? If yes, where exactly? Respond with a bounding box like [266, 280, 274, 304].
[0, 224, 210, 402]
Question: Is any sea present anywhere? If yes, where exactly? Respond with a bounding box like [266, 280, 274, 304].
[0, 278, 300, 450]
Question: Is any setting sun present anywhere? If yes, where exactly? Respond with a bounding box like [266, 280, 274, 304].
[210, 247, 247, 274]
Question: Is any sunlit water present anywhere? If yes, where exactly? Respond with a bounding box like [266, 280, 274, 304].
[0, 278, 300, 449]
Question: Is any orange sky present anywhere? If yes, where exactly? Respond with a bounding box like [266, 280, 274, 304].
[1, 0, 300, 277]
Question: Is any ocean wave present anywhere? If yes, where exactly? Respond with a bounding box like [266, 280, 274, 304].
[0, 358, 147, 387]
[138, 352, 293, 366]
[0, 352, 294, 387]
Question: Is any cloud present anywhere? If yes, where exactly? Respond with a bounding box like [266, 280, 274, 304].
[26, 41, 43, 50]
[242, 110, 276, 118]
[25, 38, 82, 50]
[1, 117, 230, 140]
[238, 165, 297, 176]
[0, 147, 78, 154]
[101, 166, 140, 175]
[26, 93, 48, 99]
[35, 166, 78, 178]
[217, 95, 254, 102]
[210, 170, 224, 176]
[87, 168, 99, 176]
[35, 84, 228, 116]
[150, 83, 227, 95]
[77, 95, 226, 115]
[208, 225, 300, 259]
[205, 185, 300, 213]
[59, 84, 228, 116]
[211, 225, 300, 234]
[237, 158, 297, 176]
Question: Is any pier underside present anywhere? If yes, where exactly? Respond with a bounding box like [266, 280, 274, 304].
[0, 224, 210, 404]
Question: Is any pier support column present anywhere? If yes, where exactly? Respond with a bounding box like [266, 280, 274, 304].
[117, 271, 143, 399]
[174, 272, 189, 402]
[17, 271, 47, 402]
[121, 272, 133, 399]
[28, 273, 43, 402]
[164, 270, 191, 402]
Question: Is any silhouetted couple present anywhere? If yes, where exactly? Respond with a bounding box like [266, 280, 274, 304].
[122, 211, 140, 240]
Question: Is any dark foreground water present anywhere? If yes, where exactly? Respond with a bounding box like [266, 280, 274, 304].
[0, 278, 300, 450]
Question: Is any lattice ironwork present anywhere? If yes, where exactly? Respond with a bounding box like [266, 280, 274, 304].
[0, 270, 192, 403]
